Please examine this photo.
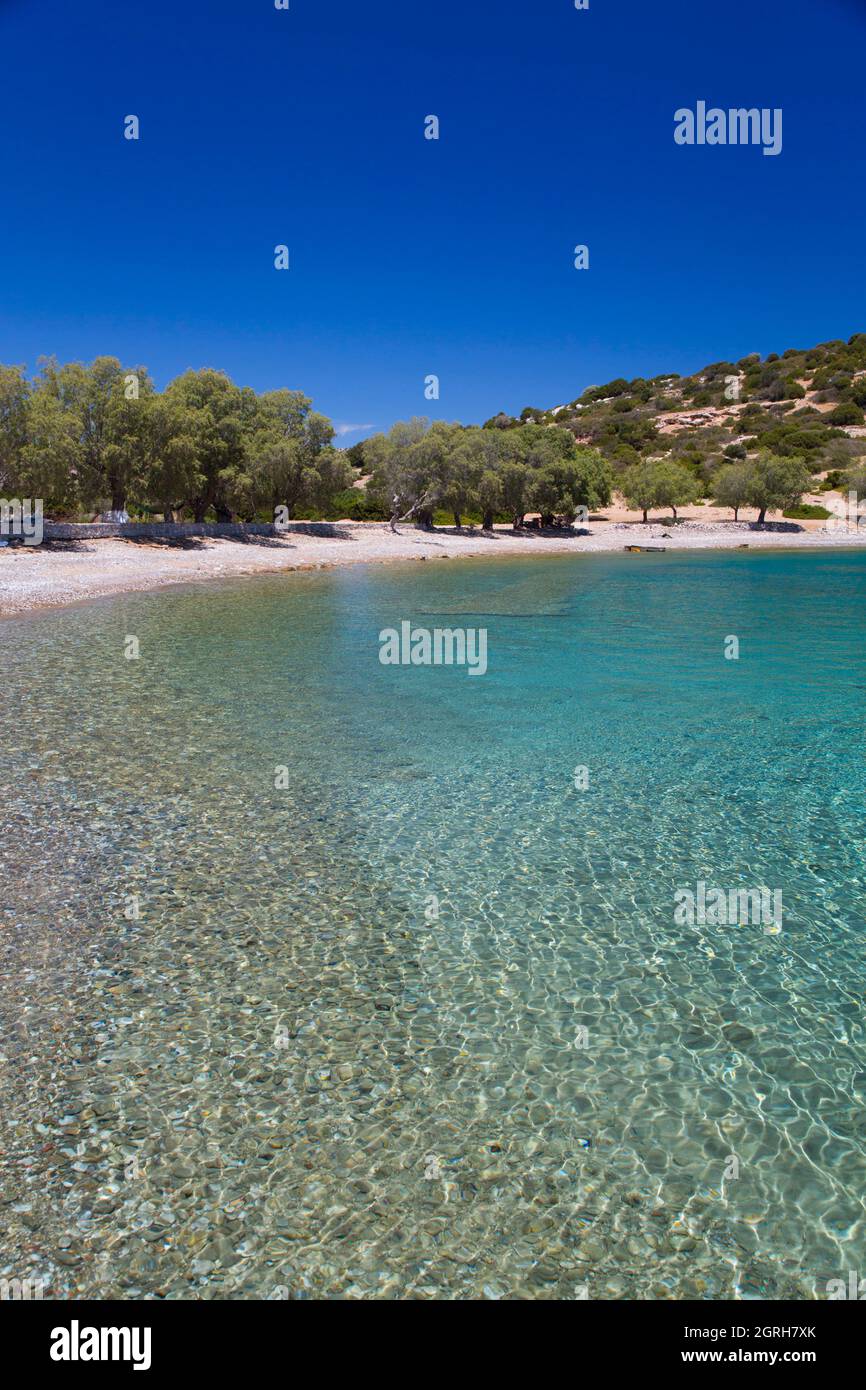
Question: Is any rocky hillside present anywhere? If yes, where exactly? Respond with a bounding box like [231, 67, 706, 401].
[488, 333, 866, 492]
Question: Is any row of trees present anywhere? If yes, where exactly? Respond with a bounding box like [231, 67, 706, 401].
[0, 358, 352, 521]
[621, 454, 812, 524]
[0, 358, 818, 528]
[710, 454, 812, 523]
[365, 418, 612, 529]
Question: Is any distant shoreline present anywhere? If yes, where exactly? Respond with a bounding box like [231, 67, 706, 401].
[3, 518, 866, 620]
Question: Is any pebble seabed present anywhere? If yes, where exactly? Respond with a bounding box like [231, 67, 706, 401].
[1, 552, 865, 1300]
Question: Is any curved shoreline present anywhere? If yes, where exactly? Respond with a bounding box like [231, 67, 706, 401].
[3, 519, 866, 619]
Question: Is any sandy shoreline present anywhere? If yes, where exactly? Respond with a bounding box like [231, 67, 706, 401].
[2, 517, 866, 618]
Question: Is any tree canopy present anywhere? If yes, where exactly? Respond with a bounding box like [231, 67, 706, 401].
[0, 358, 351, 523]
[366, 419, 611, 530]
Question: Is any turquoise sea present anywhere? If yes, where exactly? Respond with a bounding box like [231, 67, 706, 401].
[1, 548, 865, 1299]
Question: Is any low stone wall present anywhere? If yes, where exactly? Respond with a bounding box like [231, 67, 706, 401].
[42, 520, 358, 542]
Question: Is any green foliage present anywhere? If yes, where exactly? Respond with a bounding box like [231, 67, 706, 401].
[819, 469, 847, 491]
[648, 461, 699, 516]
[0, 364, 30, 496]
[712, 463, 751, 519]
[828, 403, 864, 425]
[744, 452, 811, 524]
[21, 378, 82, 512]
[761, 378, 805, 402]
[9, 330, 866, 531]
[621, 462, 658, 520]
[296, 488, 389, 522]
[487, 336, 866, 490]
[845, 463, 866, 496]
[621, 460, 697, 520]
[1, 357, 346, 523]
[365, 418, 609, 529]
[45, 355, 157, 511]
[528, 451, 611, 524]
[249, 387, 349, 520]
[143, 396, 198, 520]
[783, 503, 832, 519]
[161, 369, 251, 520]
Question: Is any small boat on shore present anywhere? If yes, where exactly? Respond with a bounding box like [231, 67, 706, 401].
[624, 544, 666, 553]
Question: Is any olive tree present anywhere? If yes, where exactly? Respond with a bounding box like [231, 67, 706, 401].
[0, 365, 30, 496]
[366, 418, 454, 530]
[744, 452, 811, 525]
[621, 461, 659, 523]
[712, 463, 751, 520]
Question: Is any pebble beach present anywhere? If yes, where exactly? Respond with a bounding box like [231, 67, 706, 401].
[3, 513, 866, 619]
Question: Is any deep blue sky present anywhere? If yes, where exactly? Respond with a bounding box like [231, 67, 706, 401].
[1, 0, 865, 438]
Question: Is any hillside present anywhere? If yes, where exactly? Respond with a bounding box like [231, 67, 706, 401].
[488, 333, 866, 494]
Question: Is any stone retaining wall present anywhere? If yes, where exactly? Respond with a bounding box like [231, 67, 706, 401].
[42, 520, 363, 542]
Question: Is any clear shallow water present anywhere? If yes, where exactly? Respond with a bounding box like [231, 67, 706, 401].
[1, 548, 866, 1300]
